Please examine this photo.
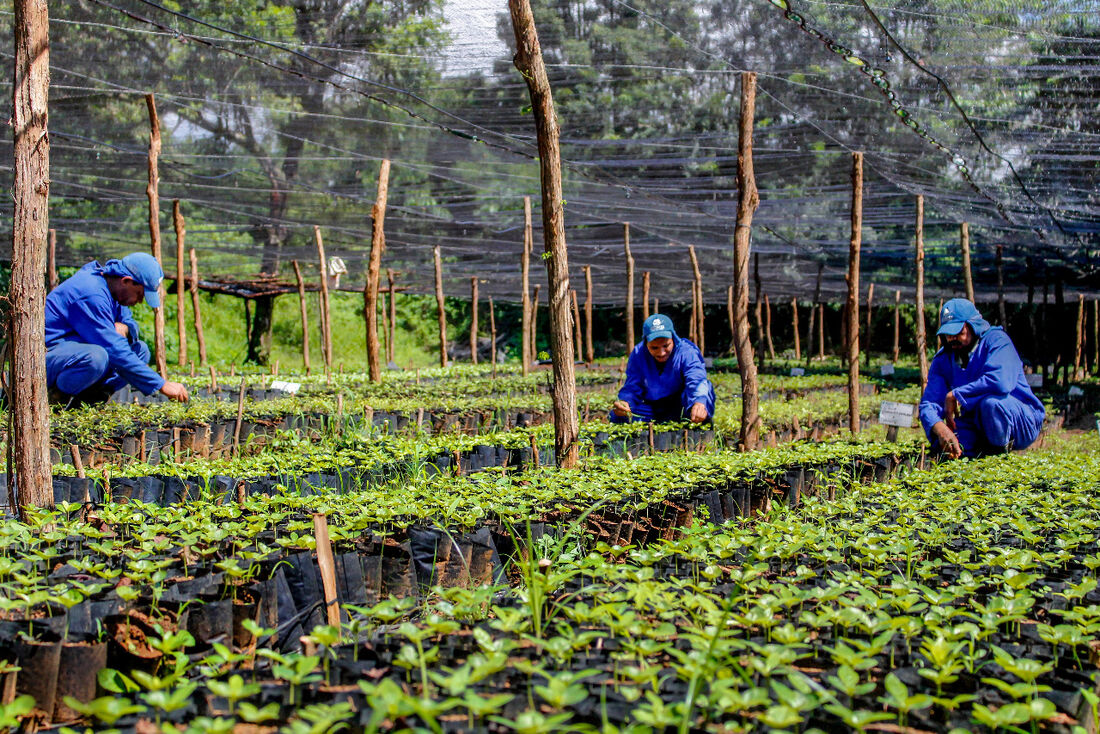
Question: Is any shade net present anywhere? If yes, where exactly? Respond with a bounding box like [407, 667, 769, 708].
[1, 0, 1097, 305]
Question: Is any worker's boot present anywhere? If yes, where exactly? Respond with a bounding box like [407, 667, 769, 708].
[69, 385, 113, 408]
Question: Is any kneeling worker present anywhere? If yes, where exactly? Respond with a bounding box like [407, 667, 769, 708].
[611, 313, 715, 424]
[919, 298, 1043, 458]
[45, 253, 189, 406]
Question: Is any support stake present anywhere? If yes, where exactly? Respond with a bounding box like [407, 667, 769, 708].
[732, 71, 760, 450]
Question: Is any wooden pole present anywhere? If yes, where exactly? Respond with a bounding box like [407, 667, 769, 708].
[893, 289, 901, 363]
[312, 514, 341, 628]
[727, 285, 735, 353]
[189, 249, 207, 367]
[570, 288, 582, 358]
[1075, 293, 1085, 379]
[530, 284, 541, 359]
[380, 291, 389, 368]
[1094, 299, 1099, 377]
[365, 159, 391, 382]
[996, 244, 1006, 326]
[145, 94, 168, 379]
[624, 223, 635, 348]
[807, 263, 822, 364]
[791, 297, 800, 360]
[470, 277, 479, 364]
[510, 0, 580, 468]
[488, 295, 498, 378]
[11, 0, 53, 510]
[960, 222, 975, 303]
[864, 282, 874, 367]
[387, 268, 397, 363]
[733, 71, 760, 450]
[233, 377, 247, 456]
[689, 245, 705, 354]
[764, 292, 775, 360]
[846, 152, 863, 435]
[173, 200, 186, 368]
[209, 365, 218, 396]
[642, 271, 651, 321]
[433, 245, 448, 367]
[521, 196, 533, 375]
[753, 252, 763, 368]
[817, 303, 826, 361]
[915, 196, 929, 387]
[583, 265, 594, 363]
[47, 228, 57, 291]
[689, 280, 698, 345]
[315, 226, 332, 370]
[292, 260, 310, 374]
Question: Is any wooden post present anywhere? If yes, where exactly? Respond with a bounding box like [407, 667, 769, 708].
[689, 280, 698, 345]
[846, 152, 863, 435]
[233, 377, 247, 456]
[817, 304, 826, 361]
[174, 200, 187, 368]
[893, 289, 901, 363]
[570, 288, 582, 358]
[624, 223, 635, 348]
[1094, 300, 1099, 377]
[996, 244, 1007, 326]
[689, 246, 705, 355]
[530, 284, 541, 359]
[1075, 294, 1085, 379]
[188, 249, 207, 367]
[764, 292, 775, 360]
[488, 295, 498, 378]
[732, 71, 760, 451]
[960, 222, 975, 303]
[315, 226, 332, 370]
[864, 282, 874, 366]
[292, 260, 310, 374]
[380, 291, 389, 368]
[727, 285, 735, 353]
[753, 252, 763, 368]
[387, 269, 397, 363]
[433, 245, 448, 367]
[145, 94, 168, 379]
[365, 159, 390, 382]
[521, 196, 533, 375]
[312, 514, 341, 628]
[11, 0, 53, 510]
[47, 228, 57, 291]
[470, 277, 479, 364]
[791, 297, 800, 360]
[915, 196, 929, 388]
[209, 365, 218, 395]
[510, 0, 580, 468]
[642, 271, 651, 321]
[583, 265, 594, 363]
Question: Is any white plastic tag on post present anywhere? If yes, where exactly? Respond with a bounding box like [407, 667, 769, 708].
[270, 380, 301, 394]
[790, 367, 805, 377]
[880, 363, 895, 376]
[1068, 385, 1084, 398]
[878, 401, 917, 428]
[1025, 373, 1044, 388]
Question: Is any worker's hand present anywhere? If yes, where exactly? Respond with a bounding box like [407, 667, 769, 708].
[114, 321, 129, 339]
[944, 391, 959, 431]
[160, 381, 190, 403]
[612, 400, 632, 418]
[931, 421, 962, 459]
[688, 402, 709, 424]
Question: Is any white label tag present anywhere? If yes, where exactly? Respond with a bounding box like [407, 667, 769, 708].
[880, 363, 895, 376]
[270, 380, 301, 394]
[1068, 385, 1084, 398]
[879, 400, 917, 428]
[790, 367, 805, 377]
[1026, 373, 1044, 388]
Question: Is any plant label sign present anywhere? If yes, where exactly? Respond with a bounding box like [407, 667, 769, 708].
[790, 367, 805, 377]
[879, 401, 916, 428]
[1026, 373, 1043, 388]
[1068, 385, 1085, 398]
[270, 380, 301, 394]
[880, 363, 895, 376]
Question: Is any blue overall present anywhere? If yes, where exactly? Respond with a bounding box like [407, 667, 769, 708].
[919, 327, 1044, 456]
[610, 331, 715, 423]
[45, 261, 164, 399]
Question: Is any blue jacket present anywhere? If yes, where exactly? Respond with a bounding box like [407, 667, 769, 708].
[45, 261, 164, 395]
[919, 327, 1044, 434]
[618, 329, 714, 417]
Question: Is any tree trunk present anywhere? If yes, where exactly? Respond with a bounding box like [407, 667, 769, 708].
[791, 297, 800, 360]
[689, 245, 705, 355]
[642, 271, 650, 322]
[530, 284, 541, 358]
[521, 196, 532, 375]
[1094, 299, 1099, 377]
[292, 260, 310, 374]
[470, 277, 479, 364]
[846, 152, 863, 435]
[11, 0, 53, 511]
[915, 195, 929, 388]
[583, 265, 594, 363]
[864, 282, 874, 367]
[315, 226, 332, 371]
[47, 228, 57, 291]
[433, 245, 448, 367]
[145, 94, 168, 378]
[387, 269, 397, 363]
[570, 288, 582, 358]
[960, 222, 975, 302]
[510, 0, 579, 468]
[733, 72, 760, 451]
[996, 244, 1006, 326]
[624, 223, 635, 348]
[893, 289, 901, 363]
[189, 249, 207, 367]
[365, 160, 390, 382]
[1075, 293, 1084, 379]
[173, 201, 187, 367]
[753, 252, 763, 369]
[764, 292, 775, 360]
[727, 285, 735, 353]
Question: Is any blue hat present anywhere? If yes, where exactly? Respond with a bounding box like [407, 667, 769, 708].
[643, 313, 674, 343]
[937, 298, 981, 336]
[120, 252, 164, 308]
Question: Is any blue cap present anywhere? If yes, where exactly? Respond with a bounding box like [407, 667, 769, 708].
[937, 298, 980, 336]
[643, 313, 674, 343]
[120, 252, 164, 308]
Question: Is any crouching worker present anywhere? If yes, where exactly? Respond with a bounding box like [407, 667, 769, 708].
[611, 313, 715, 424]
[919, 298, 1043, 458]
[45, 253, 189, 407]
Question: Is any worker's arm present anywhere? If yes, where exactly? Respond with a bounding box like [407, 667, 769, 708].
[680, 343, 713, 421]
[615, 348, 646, 414]
[118, 306, 141, 344]
[952, 331, 1020, 411]
[918, 355, 951, 434]
[66, 293, 166, 395]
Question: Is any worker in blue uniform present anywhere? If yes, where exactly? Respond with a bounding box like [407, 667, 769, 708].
[611, 313, 715, 424]
[45, 253, 189, 406]
[919, 298, 1043, 458]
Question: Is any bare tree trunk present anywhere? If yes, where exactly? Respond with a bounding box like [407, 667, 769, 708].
[642, 271, 650, 322]
[624, 223, 635, 348]
[753, 252, 763, 369]
[764, 292, 775, 360]
[996, 244, 1006, 325]
[960, 222, 975, 302]
[510, 0, 579, 468]
[1075, 293, 1085, 379]
[11, 0, 53, 510]
[791, 297, 800, 360]
[433, 245, 448, 367]
[173, 201, 186, 367]
[733, 72, 760, 451]
[846, 152, 863, 435]
[292, 260, 310, 374]
[893, 289, 901, 363]
[47, 228, 57, 291]
[864, 282, 874, 367]
[689, 245, 705, 354]
[817, 304, 825, 360]
[570, 288, 582, 358]
[915, 195, 929, 388]
[315, 226, 332, 371]
[189, 249, 207, 367]
[521, 196, 532, 375]
[145, 94, 168, 378]
[365, 160, 390, 382]
[530, 284, 541, 358]
[470, 277, 479, 364]
[387, 269, 397, 363]
[727, 285, 735, 353]
[583, 265, 594, 363]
